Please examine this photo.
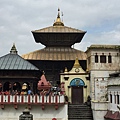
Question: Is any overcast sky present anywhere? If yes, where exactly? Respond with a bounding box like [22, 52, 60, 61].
[0, 0, 120, 56]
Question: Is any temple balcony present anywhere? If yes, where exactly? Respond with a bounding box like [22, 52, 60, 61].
[0, 94, 65, 110]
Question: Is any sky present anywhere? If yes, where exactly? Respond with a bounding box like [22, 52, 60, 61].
[0, 0, 120, 56]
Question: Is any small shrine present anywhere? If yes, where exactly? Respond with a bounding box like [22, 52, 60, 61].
[37, 74, 52, 95]
[38, 74, 63, 96]
[60, 57, 90, 104]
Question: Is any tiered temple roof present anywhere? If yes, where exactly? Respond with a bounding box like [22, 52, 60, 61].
[22, 9, 87, 60]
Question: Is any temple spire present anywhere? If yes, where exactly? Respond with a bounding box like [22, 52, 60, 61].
[64, 67, 68, 73]
[10, 43, 18, 54]
[73, 57, 81, 68]
[53, 8, 64, 26]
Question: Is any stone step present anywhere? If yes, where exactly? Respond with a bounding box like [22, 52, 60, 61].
[68, 106, 91, 109]
[68, 118, 93, 120]
[68, 111, 92, 115]
[68, 111, 92, 114]
[68, 114, 93, 117]
[68, 116, 92, 119]
[68, 108, 92, 111]
[68, 115, 93, 117]
[68, 105, 90, 108]
[68, 104, 93, 120]
[68, 117, 93, 119]
[69, 107, 91, 109]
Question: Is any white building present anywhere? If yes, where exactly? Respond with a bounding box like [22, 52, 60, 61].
[86, 45, 120, 120]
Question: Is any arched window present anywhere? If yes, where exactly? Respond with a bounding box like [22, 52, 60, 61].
[41, 82, 44, 86]
[12, 82, 21, 95]
[13, 82, 21, 92]
[0, 83, 2, 92]
[70, 78, 85, 86]
[3, 82, 11, 92]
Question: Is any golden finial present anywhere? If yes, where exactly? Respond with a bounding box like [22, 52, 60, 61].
[64, 67, 68, 73]
[73, 57, 81, 68]
[53, 8, 64, 26]
[61, 11, 63, 22]
[57, 8, 60, 18]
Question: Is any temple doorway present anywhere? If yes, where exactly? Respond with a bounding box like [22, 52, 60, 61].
[70, 78, 85, 104]
[72, 86, 83, 104]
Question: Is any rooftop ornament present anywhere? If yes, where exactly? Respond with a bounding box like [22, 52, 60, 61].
[31, 8, 86, 47]
[73, 57, 81, 68]
[10, 43, 18, 54]
[53, 8, 64, 26]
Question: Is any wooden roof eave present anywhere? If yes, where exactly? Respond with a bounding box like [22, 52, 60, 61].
[0, 76, 39, 79]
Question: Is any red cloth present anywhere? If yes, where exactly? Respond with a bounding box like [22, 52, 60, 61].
[104, 110, 120, 120]
[104, 110, 112, 119]
[52, 118, 57, 120]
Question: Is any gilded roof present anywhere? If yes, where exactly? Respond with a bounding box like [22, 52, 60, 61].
[32, 26, 86, 33]
[0, 44, 39, 70]
[22, 47, 87, 60]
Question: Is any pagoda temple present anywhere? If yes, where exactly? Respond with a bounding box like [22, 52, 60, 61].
[0, 44, 42, 95]
[0, 8, 119, 120]
[22, 8, 87, 85]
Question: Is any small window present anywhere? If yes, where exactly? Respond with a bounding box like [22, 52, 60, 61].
[108, 53, 112, 63]
[117, 95, 119, 104]
[115, 95, 116, 104]
[95, 53, 98, 63]
[110, 94, 112, 103]
[100, 53, 106, 63]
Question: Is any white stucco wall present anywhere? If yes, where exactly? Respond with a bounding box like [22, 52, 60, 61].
[108, 78, 120, 112]
[86, 45, 120, 120]
[91, 101, 108, 120]
[86, 48, 120, 71]
[90, 70, 111, 101]
[0, 104, 68, 120]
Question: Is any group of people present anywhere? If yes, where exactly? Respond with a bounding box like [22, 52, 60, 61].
[0, 82, 62, 96]
[38, 86, 61, 96]
[0, 83, 33, 95]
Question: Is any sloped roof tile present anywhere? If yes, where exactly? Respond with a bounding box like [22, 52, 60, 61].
[22, 47, 87, 60]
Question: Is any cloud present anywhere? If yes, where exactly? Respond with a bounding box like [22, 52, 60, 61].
[0, 0, 120, 56]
